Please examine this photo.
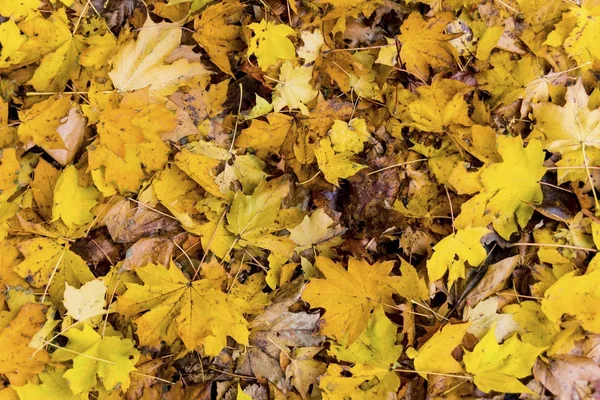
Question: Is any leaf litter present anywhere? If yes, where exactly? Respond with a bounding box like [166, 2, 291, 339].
[1, 0, 600, 398]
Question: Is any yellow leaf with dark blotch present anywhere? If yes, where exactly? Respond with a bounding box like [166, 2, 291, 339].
[247, 20, 296, 70]
[18, 96, 71, 151]
[51, 324, 140, 394]
[30, 154, 58, 219]
[15, 238, 94, 302]
[0, 303, 50, 386]
[0, 148, 33, 202]
[179, 79, 229, 124]
[175, 148, 223, 198]
[193, 0, 245, 76]
[0, 239, 28, 287]
[236, 113, 294, 157]
[0, 0, 41, 20]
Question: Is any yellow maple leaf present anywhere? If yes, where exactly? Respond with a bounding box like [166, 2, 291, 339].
[247, 20, 296, 70]
[328, 118, 370, 153]
[2, 9, 84, 91]
[79, 32, 117, 69]
[302, 256, 398, 346]
[413, 322, 470, 378]
[316, 0, 384, 34]
[542, 269, 600, 333]
[51, 324, 139, 394]
[193, 0, 245, 76]
[321, 305, 401, 397]
[387, 77, 473, 133]
[0, 0, 41, 20]
[88, 91, 176, 193]
[173, 139, 268, 199]
[394, 258, 429, 302]
[178, 79, 229, 124]
[113, 262, 249, 355]
[174, 147, 223, 198]
[226, 177, 295, 258]
[464, 329, 545, 393]
[397, 12, 460, 81]
[329, 305, 402, 366]
[108, 17, 211, 95]
[503, 301, 558, 347]
[0, 239, 27, 287]
[289, 208, 345, 253]
[320, 364, 399, 399]
[272, 61, 318, 116]
[18, 96, 71, 151]
[427, 227, 489, 286]
[13, 368, 87, 400]
[52, 166, 98, 229]
[0, 303, 50, 385]
[532, 79, 600, 184]
[152, 164, 207, 235]
[478, 53, 547, 111]
[314, 137, 366, 187]
[455, 136, 546, 240]
[63, 279, 107, 322]
[0, 20, 27, 65]
[297, 29, 324, 64]
[545, 6, 600, 68]
[236, 113, 294, 157]
[0, 148, 33, 202]
[15, 238, 94, 302]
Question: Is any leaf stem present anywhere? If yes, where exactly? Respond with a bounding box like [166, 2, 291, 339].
[393, 368, 472, 380]
[368, 158, 428, 175]
[507, 242, 597, 252]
